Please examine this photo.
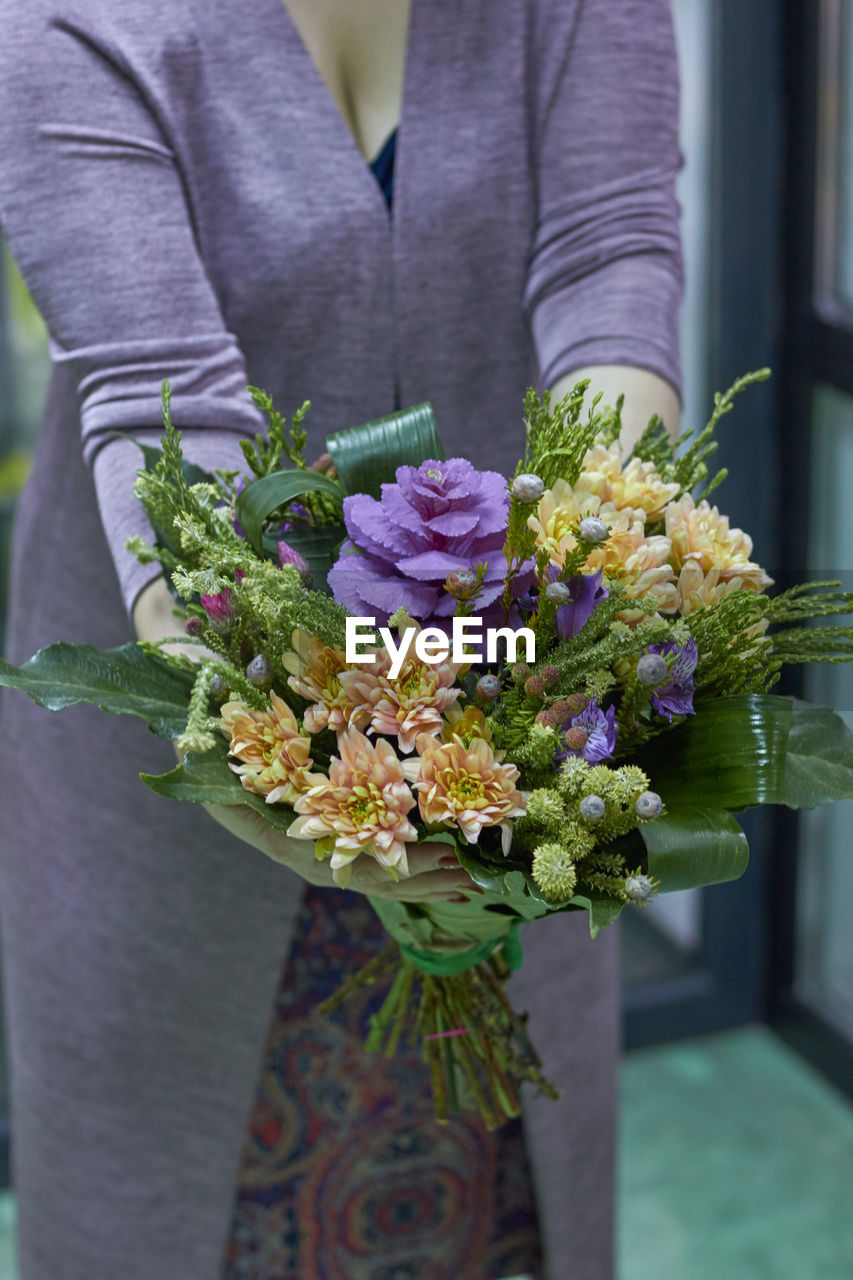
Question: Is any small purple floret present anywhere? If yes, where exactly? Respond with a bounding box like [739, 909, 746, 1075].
[557, 698, 618, 764]
[553, 569, 609, 640]
[647, 636, 699, 721]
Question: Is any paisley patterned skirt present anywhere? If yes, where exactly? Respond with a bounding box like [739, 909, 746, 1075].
[224, 885, 543, 1280]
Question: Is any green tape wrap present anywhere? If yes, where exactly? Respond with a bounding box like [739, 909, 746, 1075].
[399, 920, 524, 976]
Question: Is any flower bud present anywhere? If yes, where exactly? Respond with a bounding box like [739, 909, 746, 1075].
[185, 617, 204, 638]
[578, 516, 608, 544]
[511, 662, 532, 685]
[636, 653, 669, 687]
[209, 673, 228, 699]
[635, 790, 663, 819]
[445, 567, 479, 599]
[246, 654, 273, 687]
[476, 674, 501, 701]
[565, 693, 590, 716]
[564, 727, 589, 751]
[535, 707, 558, 728]
[550, 699, 572, 723]
[541, 665, 560, 688]
[524, 675, 545, 698]
[201, 588, 235, 631]
[511, 473, 545, 504]
[544, 580, 571, 605]
[625, 874, 655, 902]
[277, 541, 313, 588]
[234, 567, 247, 584]
[579, 794, 606, 822]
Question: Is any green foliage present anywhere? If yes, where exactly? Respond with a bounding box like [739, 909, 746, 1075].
[666, 368, 770, 498]
[521, 382, 608, 488]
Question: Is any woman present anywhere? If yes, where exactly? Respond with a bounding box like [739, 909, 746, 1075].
[0, 0, 682, 1276]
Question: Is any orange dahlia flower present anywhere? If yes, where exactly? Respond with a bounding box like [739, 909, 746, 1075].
[220, 690, 319, 805]
[340, 643, 462, 753]
[412, 734, 526, 851]
[282, 629, 376, 734]
[288, 729, 418, 884]
[665, 495, 773, 590]
[576, 442, 680, 521]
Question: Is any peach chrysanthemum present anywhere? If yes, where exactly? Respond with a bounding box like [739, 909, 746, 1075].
[665, 495, 773, 590]
[575, 442, 681, 521]
[528, 479, 616, 566]
[440, 704, 494, 747]
[282, 629, 375, 734]
[220, 690, 320, 805]
[288, 729, 418, 885]
[340, 644, 462, 754]
[584, 511, 679, 617]
[412, 733, 526, 851]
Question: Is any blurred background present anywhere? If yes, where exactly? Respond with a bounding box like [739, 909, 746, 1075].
[1, 1, 852, 1277]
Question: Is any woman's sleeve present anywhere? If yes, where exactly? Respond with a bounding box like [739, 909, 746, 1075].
[525, 0, 684, 396]
[0, 6, 265, 613]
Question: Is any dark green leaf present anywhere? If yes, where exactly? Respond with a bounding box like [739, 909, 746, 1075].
[263, 522, 346, 593]
[638, 804, 750, 891]
[141, 744, 295, 832]
[235, 470, 344, 553]
[326, 403, 444, 499]
[781, 699, 853, 808]
[0, 643, 194, 739]
[568, 894, 626, 938]
[636, 694, 792, 810]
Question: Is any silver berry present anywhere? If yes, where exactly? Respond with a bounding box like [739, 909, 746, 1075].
[636, 653, 669, 687]
[544, 580, 571, 604]
[511, 473, 545, 504]
[635, 790, 663, 819]
[476, 674, 501, 701]
[625, 874, 655, 902]
[579, 794, 606, 822]
[209, 673, 228, 698]
[578, 516, 608, 544]
[246, 654, 273, 687]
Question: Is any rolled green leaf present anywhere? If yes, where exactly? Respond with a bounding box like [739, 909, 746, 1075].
[637, 804, 750, 891]
[326, 403, 444, 499]
[235, 469, 344, 554]
[636, 694, 792, 810]
[568, 894, 626, 939]
[0, 643, 194, 740]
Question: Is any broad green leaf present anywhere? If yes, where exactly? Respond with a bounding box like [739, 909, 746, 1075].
[636, 694, 792, 810]
[638, 804, 750, 891]
[263, 522, 346, 592]
[0, 643, 194, 739]
[235, 470, 344, 553]
[568, 894, 626, 939]
[326, 403, 444, 499]
[141, 744, 295, 833]
[781, 699, 853, 808]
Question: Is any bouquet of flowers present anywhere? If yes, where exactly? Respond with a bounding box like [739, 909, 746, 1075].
[3, 370, 853, 1128]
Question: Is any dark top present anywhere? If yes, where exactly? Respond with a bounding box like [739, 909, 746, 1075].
[369, 128, 398, 213]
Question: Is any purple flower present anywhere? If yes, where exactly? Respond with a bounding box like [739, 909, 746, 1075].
[647, 637, 699, 721]
[552, 568, 609, 640]
[556, 699, 618, 764]
[327, 458, 533, 624]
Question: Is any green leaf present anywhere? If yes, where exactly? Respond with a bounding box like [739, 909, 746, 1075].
[0, 643, 194, 739]
[263, 522, 346, 592]
[781, 699, 853, 809]
[326, 403, 444, 499]
[568, 894, 626, 939]
[636, 694, 793, 810]
[141, 743, 295, 832]
[638, 804, 750, 891]
[235, 470, 344, 553]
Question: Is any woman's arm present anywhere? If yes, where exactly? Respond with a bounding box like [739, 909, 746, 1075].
[551, 365, 681, 454]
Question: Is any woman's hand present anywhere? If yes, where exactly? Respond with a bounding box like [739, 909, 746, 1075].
[203, 802, 480, 903]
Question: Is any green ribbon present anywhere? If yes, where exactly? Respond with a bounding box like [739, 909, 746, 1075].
[399, 920, 524, 976]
